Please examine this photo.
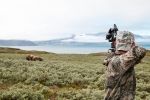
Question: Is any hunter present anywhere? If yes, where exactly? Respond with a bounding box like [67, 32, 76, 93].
[103, 31, 146, 100]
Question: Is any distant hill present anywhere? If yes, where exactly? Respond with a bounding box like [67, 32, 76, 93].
[0, 32, 149, 46]
[0, 40, 37, 46]
[0, 47, 50, 54]
[34, 32, 150, 46]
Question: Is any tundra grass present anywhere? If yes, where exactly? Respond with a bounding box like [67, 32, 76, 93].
[0, 48, 149, 100]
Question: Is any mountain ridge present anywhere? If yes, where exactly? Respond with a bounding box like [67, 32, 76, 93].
[0, 33, 149, 46]
[0, 40, 37, 46]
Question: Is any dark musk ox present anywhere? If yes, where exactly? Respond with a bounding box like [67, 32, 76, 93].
[26, 54, 43, 61]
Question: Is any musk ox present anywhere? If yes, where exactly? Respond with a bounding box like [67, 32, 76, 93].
[26, 54, 43, 61]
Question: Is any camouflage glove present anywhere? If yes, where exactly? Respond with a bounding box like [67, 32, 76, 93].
[132, 46, 146, 64]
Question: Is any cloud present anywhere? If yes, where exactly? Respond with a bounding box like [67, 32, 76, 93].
[0, 0, 150, 40]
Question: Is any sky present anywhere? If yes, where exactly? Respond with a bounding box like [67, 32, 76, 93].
[0, 0, 150, 40]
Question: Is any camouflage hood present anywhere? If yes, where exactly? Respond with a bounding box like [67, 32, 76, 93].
[116, 31, 135, 51]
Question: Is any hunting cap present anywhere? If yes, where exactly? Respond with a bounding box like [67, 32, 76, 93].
[116, 31, 135, 51]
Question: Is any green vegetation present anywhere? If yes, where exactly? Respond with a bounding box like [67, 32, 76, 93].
[0, 48, 149, 100]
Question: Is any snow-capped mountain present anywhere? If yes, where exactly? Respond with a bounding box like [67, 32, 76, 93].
[62, 33, 107, 43]
[0, 32, 149, 46]
[36, 32, 150, 45]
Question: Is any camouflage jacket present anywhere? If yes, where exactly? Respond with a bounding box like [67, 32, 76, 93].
[104, 46, 146, 100]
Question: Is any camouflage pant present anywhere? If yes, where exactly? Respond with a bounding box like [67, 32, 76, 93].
[104, 88, 135, 100]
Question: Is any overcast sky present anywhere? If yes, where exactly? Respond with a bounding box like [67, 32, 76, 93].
[0, 0, 150, 40]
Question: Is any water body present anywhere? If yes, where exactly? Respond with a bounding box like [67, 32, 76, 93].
[1, 42, 150, 54]
[4, 45, 108, 54]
